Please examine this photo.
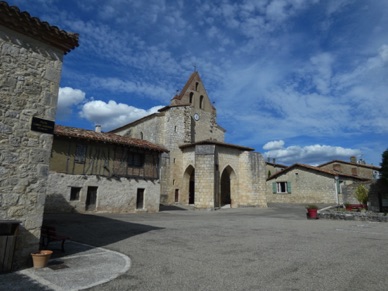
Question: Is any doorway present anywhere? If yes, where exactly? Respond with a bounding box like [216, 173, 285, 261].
[220, 166, 235, 207]
[136, 188, 145, 209]
[85, 186, 97, 211]
[184, 166, 195, 205]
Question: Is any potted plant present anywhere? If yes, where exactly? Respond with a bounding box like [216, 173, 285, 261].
[31, 250, 53, 269]
[344, 203, 352, 211]
[354, 185, 368, 210]
[306, 204, 319, 219]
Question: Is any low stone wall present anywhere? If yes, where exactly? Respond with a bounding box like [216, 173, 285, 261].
[319, 210, 388, 222]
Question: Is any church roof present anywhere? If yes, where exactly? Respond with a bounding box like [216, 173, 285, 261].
[179, 140, 254, 151]
[55, 125, 168, 153]
[0, 1, 79, 54]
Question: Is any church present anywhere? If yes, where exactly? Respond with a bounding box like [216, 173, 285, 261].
[111, 71, 268, 209]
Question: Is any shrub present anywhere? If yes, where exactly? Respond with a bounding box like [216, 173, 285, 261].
[354, 185, 368, 204]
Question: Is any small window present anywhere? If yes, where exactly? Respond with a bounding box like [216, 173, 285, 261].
[140, 132, 143, 140]
[70, 187, 81, 201]
[333, 164, 341, 172]
[128, 152, 145, 167]
[189, 92, 194, 103]
[272, 182, 291, 194]
[351, 167, 358, 176]
[195, 82, 199, 91]
[75, 144, 87, 164]
[199, 95, 204, 109]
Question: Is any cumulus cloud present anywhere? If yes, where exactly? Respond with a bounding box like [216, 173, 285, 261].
[263, 140, 285, 150]
[80, 100, 163, 131]
[57, 87, 86, 119]
[263, 141, 361, 165]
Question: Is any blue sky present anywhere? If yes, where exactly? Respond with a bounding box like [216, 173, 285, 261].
[8, 0, 387, 166]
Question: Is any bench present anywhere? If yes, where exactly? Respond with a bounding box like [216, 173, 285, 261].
[40, 225, 70, 252]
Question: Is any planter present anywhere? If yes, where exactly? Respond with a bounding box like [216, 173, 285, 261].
[307, 208, 318, 219]
[31, 250, 53, 269]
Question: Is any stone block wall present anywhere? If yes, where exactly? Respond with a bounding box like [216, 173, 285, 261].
[0, 27, 64, 268]
[46, 173, 160, 213]
[267, 168, 339, 204]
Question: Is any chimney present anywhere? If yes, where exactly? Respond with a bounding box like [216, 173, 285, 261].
[350, 156, 357, 164]
[95, 124, 101, 133]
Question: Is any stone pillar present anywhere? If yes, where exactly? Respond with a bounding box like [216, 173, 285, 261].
[195, 145, 216, 209]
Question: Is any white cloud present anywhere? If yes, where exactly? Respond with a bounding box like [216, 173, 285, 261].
[263, 140, 285, 150]
[263, 142, 361, 165]
[80, 100, 163, 131]
[57, 87, 86, 119]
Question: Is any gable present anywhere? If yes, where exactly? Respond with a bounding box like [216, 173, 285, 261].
[170, 71, 215, 114]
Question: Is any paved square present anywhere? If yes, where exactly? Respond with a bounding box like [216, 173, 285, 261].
[44, 206, 388, 291]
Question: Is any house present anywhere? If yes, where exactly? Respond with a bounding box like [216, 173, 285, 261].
[266, 164, 369, 205]
[265, 160, 287, 178]
[318, 157, 380, 180]
[0, 2, 78, 270]
[46, 125, 168, 213]
[110, 71, 268, 209]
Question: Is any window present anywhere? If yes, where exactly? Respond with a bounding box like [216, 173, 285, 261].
[272, 182, 291, 194]
[195, 82, 199, 91]
[199, 95, 204, 109]
[70, 187, 81, 201]
[351, 167, 358, 176]
[140, 132, 143, 139]
[127, 152, 145, 167]
[75, 144, 87, 163]
[189, 92, 194, 103]
[333, 164, 341, 172]
[175, 189, 179, 203]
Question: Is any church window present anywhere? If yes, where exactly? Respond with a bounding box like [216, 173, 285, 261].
[199, 95, 204, 109]
[189, 92, 194, 103]
[195, 82, 199, 91]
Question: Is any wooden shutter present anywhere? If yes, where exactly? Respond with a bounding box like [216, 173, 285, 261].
[272, 182, 277, 194]
[287, 182, 292, 193]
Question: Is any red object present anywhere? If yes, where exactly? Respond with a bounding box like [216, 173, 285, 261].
[307, 208, 318, 219]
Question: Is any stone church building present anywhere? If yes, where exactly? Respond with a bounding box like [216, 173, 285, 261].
[111, 72, 267, 209]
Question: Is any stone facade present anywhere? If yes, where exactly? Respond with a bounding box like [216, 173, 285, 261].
[46, 173, 161, 213]
[111, 72, 267, 209]
[318, 159, 380, 180]
[45, 125, 166, 214]
[267, 164, 368, 205]
[0, 2, 78, 270]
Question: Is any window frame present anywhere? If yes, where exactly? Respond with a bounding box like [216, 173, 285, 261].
[272, 181, 291, 194]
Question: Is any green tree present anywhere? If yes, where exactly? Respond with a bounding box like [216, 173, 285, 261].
[380, 149, 388, 183]
[354, 184, 368, 204]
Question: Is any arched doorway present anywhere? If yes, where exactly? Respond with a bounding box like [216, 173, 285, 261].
[184, 165, 195, 205]
[220, 166, 235, 207]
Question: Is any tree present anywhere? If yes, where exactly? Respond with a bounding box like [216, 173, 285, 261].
[354, 184, 368, 205]
[380, 149, 388, 183]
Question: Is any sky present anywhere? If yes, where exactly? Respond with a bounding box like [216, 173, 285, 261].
[8, 0, 388, 166]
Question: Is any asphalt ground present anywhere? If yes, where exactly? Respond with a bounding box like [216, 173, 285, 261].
[2, 204, 388, 290]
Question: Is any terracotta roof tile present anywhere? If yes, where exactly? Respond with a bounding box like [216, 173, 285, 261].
[54, 125, 168, 153]
[0, 1, 79, 53]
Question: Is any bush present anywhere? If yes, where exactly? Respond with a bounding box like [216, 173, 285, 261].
[354, 185, 368, 204]
[306, 204, 318, 209]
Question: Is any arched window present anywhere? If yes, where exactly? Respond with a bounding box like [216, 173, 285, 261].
[189, 92, 194, 104]
[195, 82, 199, 91]
[199, 95, 204, 109]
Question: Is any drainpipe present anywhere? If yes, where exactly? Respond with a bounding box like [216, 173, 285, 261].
[334, 176, 339, 205]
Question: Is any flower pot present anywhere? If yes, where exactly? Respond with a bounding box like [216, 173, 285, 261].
[307, 208, 318, 219]
[31, 250, 53, 269]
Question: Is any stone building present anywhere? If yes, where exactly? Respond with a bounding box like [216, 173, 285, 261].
[46, 125, 167, 213]
[318, 157, 380, 180]
[111, 72, 267, 209]
[0, 2, 78, 270]
[266, 164, 369, 205]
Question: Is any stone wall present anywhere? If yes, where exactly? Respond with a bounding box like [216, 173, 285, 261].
[0, 26, 64, 268]
[46, 173, 160, 213]
[267, 168, 340, 204]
